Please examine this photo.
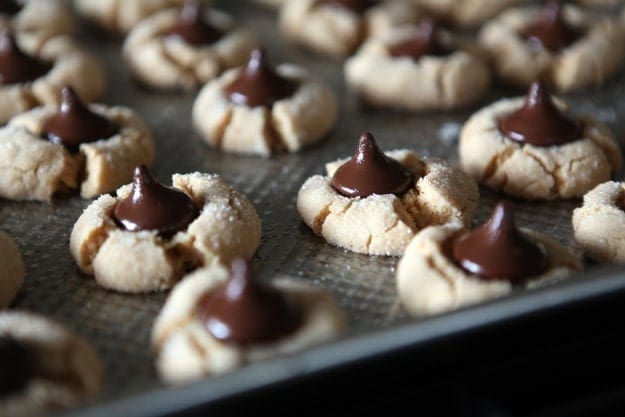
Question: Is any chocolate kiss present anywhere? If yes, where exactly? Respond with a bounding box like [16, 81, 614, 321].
[199, 258, 300, 344]
[323, 0, 378, 13]
[0, 30, 50, 85]
[499, 81, 581, 147]
[331, 132, 414, 198]
[521, 1, 581, 52]
[452, 201, 548, 282]
[225, 48, 297, 108]
[43, 86, 118, 152]
[0, 336, 33, 397]
[0, 0, 22, 15]
[389, 19, 449, 59]
[113, 166, 199, 237]
[167, 0, 222, 46]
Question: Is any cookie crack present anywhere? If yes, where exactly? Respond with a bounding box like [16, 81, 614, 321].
[425, 254, 459, 307]
[522, 148, 559, 197]
[483, 147, 515, 182]
[159, 42, 200, 86]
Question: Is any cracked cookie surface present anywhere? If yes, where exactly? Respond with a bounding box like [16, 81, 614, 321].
[297, 149, 479, 256]
[0, 312, 102, 417]
[573, 181, 625, 262]
[0, 0, 73, 37]
[459, 97, 621, 200]
[152, 263, 346, 384]
[0, 103, 154, 201]
[0, 231, 24, 309]
[396, 223, 581, 316]
[70, 172, 261, 293]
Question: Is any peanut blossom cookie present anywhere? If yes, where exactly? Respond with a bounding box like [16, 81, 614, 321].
[70, 166, 261, 293]
[152, 258, 346, 384]
[479, 1, 625, 91]
[412, 0, 525, 27]
[0, 312, 102, 417]
[280, 0, 420, 57]
[572, 181, 625, 263]
[0, 0, 73, 37]
[397, 202, 582, 316]
[0, 231, 24, 309]
[0, 86, 154, 201]
[0, 30, 105, 124]
[193, 48, 337, 157]
[123, 1, 257, 91]
[345, 19, 491, 111]
[297, 132, 478, 256]
[459, 81, 621, 200]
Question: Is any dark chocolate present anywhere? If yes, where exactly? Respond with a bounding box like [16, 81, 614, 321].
[0, 336, 33, 397]
[167, 0, 222, 46]
[521, 1, 581, 52]
[0, 30, 50, 85]
[331, 132, 414, 198]
[451, 201, 549, 282]
[388, 19, 449, 59]
[323, 0, 378, 13]
[499, 81, 581, 147]
[0, 0, 22, 15]
[198, 258, 300, 344]
[113, 165, 199, 237]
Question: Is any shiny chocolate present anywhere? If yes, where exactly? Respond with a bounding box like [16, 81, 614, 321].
[43, 86, 118, 152]
[521, 1, 581, 52]
[167, 0, 222, 46]
[113, 165, 199, 237]
[499, 81, 581, 147]
[331, 132, 414, 198]
[323, 0, 378, 13]
[388, 19, 449, 59]
[198, 258, 300, 344]
[0, 30, 50, 85]
[0, 0, 22, 15]
[225, 48, 297, 108]
[0, 336, 33, 397]
[451, 201, 549, 282]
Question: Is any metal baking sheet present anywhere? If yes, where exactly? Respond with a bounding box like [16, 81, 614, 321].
[1, 1, 624, 415]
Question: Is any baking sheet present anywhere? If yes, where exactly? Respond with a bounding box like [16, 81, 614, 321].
[1, 0, 625, 412]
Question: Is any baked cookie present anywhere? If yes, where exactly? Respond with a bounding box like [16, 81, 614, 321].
[280, 0, 420, 57]
[0, 29, 105, 124]
[572, 181, 625, 263]
[297, 132, 478, 256]
[345, 20, 491, 111]
[459, 81, 621, 200]
[74, 0, 211, 36]
[0, 312, 102, 417]
[0, 86, 154, 201]
[123, 1, 258, 91]
[70, 166, 262, 293]
[0, 0, 73, 37]
[479, 2, 625, 91]
[193, 48, 337, 157]
[412, 0, 525, 27]
[152, 258, 346, 384]
[397, 201, 582, 316]
[0, 231, 24, 309]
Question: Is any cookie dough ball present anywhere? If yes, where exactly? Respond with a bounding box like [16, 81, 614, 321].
[193, 48, 337, 157]
[413, 0, 525, 27]
[74, 0, 211, 35]
[345, 20, 491, 111]
[573, 181, 625, 263]
[0, 232, 24, 309]
[297, 132, 478, 256]
[0, 312, 102, 417]
[0, 30, 105, 124]
[0, 0, 73, 37]
[397, 202, 582, 316]
[152, 259, 346, 384]
[0, 86, 154, 201]
[123, 2, 258, 91]
[280, 0, 420, 57]
[459, 81, 621, 200]
[70, 166, 262, 293]
[479, 2, 625, 91]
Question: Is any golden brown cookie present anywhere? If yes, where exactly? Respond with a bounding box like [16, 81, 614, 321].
[0, 0, 73, 37]
[413, 0, 525, 27]
[0, 231, 24, 308]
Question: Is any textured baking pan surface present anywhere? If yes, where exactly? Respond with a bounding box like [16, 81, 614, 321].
[2, 1, 625, 415]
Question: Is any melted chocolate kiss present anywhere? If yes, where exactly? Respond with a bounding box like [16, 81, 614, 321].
[0, 0, 22, 15]
[499, 81, 580, 147]
[331, 132, 414, 198]
[389, 19, 449, 59]
[0, 30, 51, 85]
[43, 86, 118, 152]
[225, 48, 297, 108]
[521, 1, 581, 52]
[452, 201, 548, 282]
[113, 165, 199, 237]
[323, 0, 378, 13]
[0, 336, 33, 397]
[167, 0, 222, 46]
[199, 258, 300, 344]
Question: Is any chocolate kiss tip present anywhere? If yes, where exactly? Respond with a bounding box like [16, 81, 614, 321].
[487, 201, 515, 232]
